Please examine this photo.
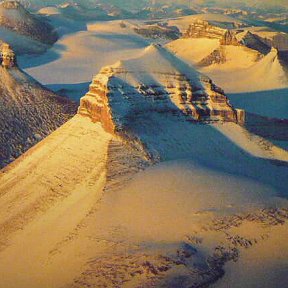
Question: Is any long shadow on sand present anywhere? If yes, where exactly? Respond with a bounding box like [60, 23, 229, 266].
[46, 82, 91, 102]
[109, 76, 288, 198]
[18, 43, 68, 69]
[228, 88, 288, 120]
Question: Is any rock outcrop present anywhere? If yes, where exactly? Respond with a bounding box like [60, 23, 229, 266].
[134, 24, 180, 40]
[237, 30, 288, 53]
[258, 32, 288, 52]
[0, 42, 16, 67]
[220, 29, 240, 46]
[78, 69, 116, 133]
[79, 44, 244, 135]
[199, 46, 227, 66]
[183, 20, 239, 46]
[236, 31, 271, 54]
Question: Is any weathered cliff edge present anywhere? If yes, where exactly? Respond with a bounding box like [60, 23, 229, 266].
[78, 44, 245, 136]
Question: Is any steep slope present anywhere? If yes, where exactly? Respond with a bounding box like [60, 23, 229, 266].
[167, 33, 288, 93]
[167, 27, 288, 143]
[248, 29, 288, 51]
[203, 47, 288, 93]
[166, 19, 264, 71]
[0, 44, 77, 167]
[183, 19, 240, 45]
[167, 38, 260, 68]
[0, 1, 58, 45]
[236, 30, 271, 54]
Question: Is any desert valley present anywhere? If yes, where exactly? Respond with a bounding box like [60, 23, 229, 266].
[0, 0, 288, 287]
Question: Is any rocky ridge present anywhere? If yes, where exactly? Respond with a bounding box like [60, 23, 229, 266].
[0, 44, 77, 167]
[181, 19, 288, 72]
[183, 19, 240, 46]
[183, 19, 288, 54]
[256, 32, 288, 52]
[0, 0, 58, 45]
[78, 44, 244, 136]
[134, 24, 180, 40]
[236, 30, 271, 54]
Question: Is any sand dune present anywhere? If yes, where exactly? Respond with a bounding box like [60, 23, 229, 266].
[0, 75, 287, 286]
[203, 48, 288, 93]
[20, 20, 150, 88]
[0, 115, 112, 288]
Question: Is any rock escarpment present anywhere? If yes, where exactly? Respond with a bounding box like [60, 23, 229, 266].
[183, 20, 239, 46]
[78, 69, 116, 134]
[134, 24, 180, 40]
[236, 30, 288, 54]
[257, 32, 288, 52]
[79, 45, 244, 135]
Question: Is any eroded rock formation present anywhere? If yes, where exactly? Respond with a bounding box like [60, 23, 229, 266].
[199, 46, 227, 66]
[78, 70, 116, 133]
[220, 29, 239, 46]
[183, 20, 239, 46]
[0, 43, 16, 67]
[134, 24, 180, 40]
[237, 31, 271, 55]
[78, 45, 245, 135]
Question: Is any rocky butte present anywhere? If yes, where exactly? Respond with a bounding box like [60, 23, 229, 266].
[183, 19, 240, 46]
[78, 44, 245, 135]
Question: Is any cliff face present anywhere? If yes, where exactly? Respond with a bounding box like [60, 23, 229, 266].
[220, 29, 240, 45]
[183, 20, 239, 46]
[79, 45, 244, 135]
[78, 71, 116, 133]
[257, 33, 288, 52]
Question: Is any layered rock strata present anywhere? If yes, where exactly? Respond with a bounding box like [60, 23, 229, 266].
[79, 45, 245, 135]
[183, 20, 239, 46]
